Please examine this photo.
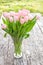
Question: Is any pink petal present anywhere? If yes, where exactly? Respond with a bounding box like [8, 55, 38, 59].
[1, 24, 7, 29]
[10, 11, 15, 16]
[24, 16, 29, 22]
[3, 12, 10, 18]
[8, 17, 13, 22]
[20, 18, 25, 24]
[36, 13, 41, 20]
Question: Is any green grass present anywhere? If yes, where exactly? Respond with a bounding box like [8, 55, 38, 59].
[0, 0, 43, 16]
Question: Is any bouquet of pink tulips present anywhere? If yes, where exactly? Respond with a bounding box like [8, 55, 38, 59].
[1, 9, 40, 57]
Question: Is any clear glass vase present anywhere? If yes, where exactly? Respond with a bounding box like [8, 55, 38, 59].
[13, 39, 22, 58]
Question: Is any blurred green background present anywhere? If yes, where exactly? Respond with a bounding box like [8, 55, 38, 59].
[0, 0, 43, 16]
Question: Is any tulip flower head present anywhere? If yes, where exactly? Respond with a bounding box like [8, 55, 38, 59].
[1, 24, 7, 29]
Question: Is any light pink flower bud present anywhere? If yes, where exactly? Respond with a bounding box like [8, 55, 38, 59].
[36, 13, 41, 20]
[1, 24, 7, 29]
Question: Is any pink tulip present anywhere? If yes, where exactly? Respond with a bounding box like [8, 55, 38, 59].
[8, 16, 13, 22]
[14, 13, 20, 21]
[20, 16, 29, 24]
[36, 13, 41, 20]
[14, 16, 19, 21]
[21, 9, 30, 13]
[15, 13, 20, 18]
[3, 12, 10, 18]
[19, 11, 26, 16]
[3, 12, 13, 22]
[24, 16, 29, 22]
[19, 9, 30, 17]
[20, 18, 25, 24]
[1, 24, 7, 29]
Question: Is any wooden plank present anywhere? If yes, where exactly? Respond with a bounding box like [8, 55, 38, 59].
[0, 56, 4, 65]
[37, 17, 43, 33]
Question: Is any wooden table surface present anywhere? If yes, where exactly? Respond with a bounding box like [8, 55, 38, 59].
[0, 14, 43, 65]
